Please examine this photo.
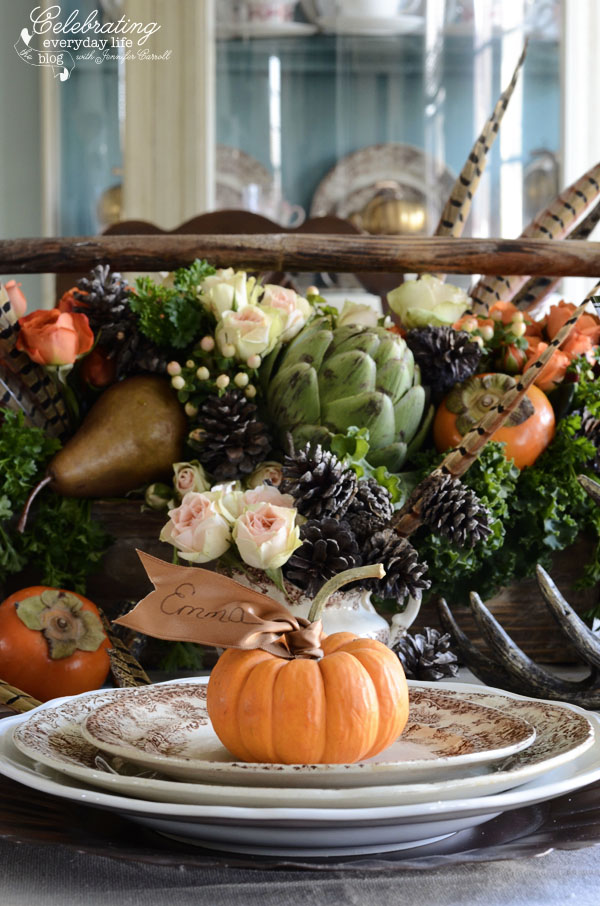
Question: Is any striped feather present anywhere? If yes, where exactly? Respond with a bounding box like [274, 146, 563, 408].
[470, 162, 600, 312]
[0, 363, 55, 430]
[99, 610, 151, 688]
[392, 301, 588, 537]
[434, 43, 527, 241]
[0, 293, 70, 437]
[498, 193, 600, 311]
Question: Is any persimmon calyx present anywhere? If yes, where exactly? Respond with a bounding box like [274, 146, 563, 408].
[15, 589, 106, 659]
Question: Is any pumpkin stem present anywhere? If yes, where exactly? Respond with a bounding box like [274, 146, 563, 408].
[308, 564, 385, 624]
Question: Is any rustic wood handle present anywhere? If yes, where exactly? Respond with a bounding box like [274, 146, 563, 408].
[2, 235, 600, 276]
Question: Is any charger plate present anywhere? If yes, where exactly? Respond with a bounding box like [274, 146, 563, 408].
[11, 681, 592, 807]
[75, 682, 535, 785]
[1, 693, 600, 856]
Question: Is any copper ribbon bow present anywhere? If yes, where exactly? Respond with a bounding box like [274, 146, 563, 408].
[114, 551, 324, 660]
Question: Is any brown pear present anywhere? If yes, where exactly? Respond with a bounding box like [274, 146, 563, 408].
[48, 376, 187, 498]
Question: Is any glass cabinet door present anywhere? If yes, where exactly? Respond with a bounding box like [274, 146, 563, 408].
[215, 0, 562, 244]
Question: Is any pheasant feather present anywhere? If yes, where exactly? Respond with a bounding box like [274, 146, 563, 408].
[0, 291, 69, 437]
[511, 197, 600, 311]
[470, 162, 600, 312]
[434, 43, 527, 241]
[0, 364, 55, 430]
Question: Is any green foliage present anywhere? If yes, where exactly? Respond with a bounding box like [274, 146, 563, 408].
[159, 641, 206, 672]
[412, 382, 600, 609]
[330, 426, 405, 504]
[0, 412, 110, 592]
[0, 412, 60, 505]
[130, 259, 215, 349]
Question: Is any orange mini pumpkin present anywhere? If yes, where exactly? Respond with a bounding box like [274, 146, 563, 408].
[207, 632, 409, 765]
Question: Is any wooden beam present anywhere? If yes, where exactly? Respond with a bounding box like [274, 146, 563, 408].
[2, 235, 600, 276]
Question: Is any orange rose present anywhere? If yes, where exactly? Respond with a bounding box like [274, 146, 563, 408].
[546, 300, 600, 342]
[524, 340, 570, 392]
[56, 287, 86, 314]
[4, 281, 27, 318]
[16, 309, 94, 366]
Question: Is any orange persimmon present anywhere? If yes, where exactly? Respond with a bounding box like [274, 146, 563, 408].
[0, 587, 111, 702]
[433, 373, 555, 469]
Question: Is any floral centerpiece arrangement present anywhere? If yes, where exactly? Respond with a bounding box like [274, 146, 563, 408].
[2, 253, 599, 682]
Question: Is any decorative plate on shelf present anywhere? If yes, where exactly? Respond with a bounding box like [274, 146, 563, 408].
[217, 21, 318, 39]
[316, 14, 424, 36]
[310, 143, 456, 236]
[216, 145, 273, 210]
[9, 681, 593, 808]
[76, 682, 536, 785]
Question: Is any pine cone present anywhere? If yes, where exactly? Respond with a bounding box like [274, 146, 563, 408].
[364, 528, 430, 604]
[416, 470, 492, 548]
[345, 478, 393, 542]
[577, 408, 600, 472]
[189, 390, 272, 480]
[406, 326, 482, 395]
[283, 518, 361, 597]
[74, 265, 166, 379]
[280, 443, 357, 519]
[392, 627, 459, 681]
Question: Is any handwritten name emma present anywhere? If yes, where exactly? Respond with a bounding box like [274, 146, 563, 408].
[159, 583, 262, 625]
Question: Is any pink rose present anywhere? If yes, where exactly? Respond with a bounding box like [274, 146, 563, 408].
[160, 492, 231, 563]
[233, 502, 301, 570]
[246, 462, 284, 488]
[260, 284, 312, 341]
[243, 484, 295, 509]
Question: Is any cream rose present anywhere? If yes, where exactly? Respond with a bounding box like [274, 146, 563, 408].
[337, 299, 380, 328]
[172, 461, 210, 497]
[387, 274, 469, 329]
[215, 305, 282, 361]
[160, 491, 232, 563]
[243, 484, 295, 509]
[200, 268, 256, 319]
[210, 481, 246, 521]
[233, 502, 301, 570]
[259, 284, 312, 342]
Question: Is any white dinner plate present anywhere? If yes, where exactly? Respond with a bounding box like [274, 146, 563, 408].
[75, 681, 535, 785]
[11, 681, 592, 808]
[2, 695, 600, 856]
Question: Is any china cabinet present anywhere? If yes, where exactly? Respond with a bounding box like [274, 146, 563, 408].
[40, 0, 598, 294]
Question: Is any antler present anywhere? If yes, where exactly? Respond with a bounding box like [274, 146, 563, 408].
[391, 300, 589, 537]
[437, 474, 600, 708]
[470, 161, 600, 312]
[434, 43, 527, 244]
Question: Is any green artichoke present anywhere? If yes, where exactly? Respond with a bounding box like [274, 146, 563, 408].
[266, 319, 432, 472]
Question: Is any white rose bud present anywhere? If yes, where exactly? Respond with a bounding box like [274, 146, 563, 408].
[144, 482, 174, 510]
[233, 502, 301, 570]
[172, 461, 210, 498]
[387, 274, 469, 329]
[199, 269, 250, 320]
[160, 492, 232, 563]
[210, 481, 246, 522]
[337, 300, 380, 328]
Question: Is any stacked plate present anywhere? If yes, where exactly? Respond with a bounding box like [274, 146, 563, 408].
[1, 677, 599, 857]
